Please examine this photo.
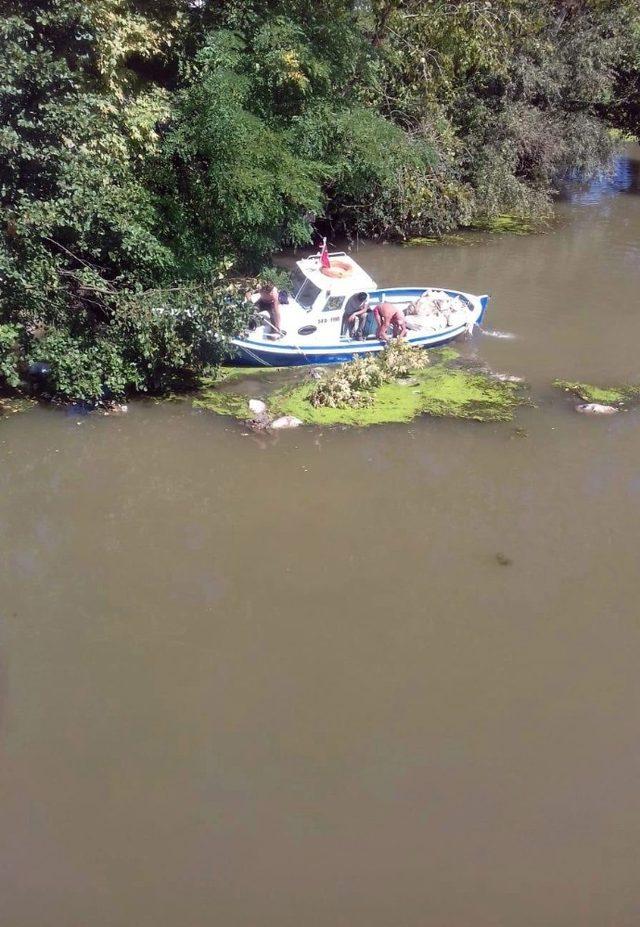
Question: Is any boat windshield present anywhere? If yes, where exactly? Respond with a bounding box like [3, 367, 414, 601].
[293, 274, 322, 310]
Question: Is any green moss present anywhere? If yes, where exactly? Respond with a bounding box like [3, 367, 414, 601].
[468, 214, 546, 235]
[430, 346, 460, 363]
[193, 365, 292, 417]
[415, 366, 522, 421]
[608, 128, 637, 142]
[270, 378, 423, 425]
[404, 234, 470, 247]
[205, 365, 282, 387]
[552, 379, 640, 407]
[271, 363, 523, 426]
[193, 389, 250, 418]
[193, 351, 526, 427]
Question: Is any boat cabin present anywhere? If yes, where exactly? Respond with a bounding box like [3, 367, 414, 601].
[290, 252, 378, 317]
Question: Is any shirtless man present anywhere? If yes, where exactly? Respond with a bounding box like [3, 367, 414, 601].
[255, 281, 282, 336]
[374, 300, 407, 341]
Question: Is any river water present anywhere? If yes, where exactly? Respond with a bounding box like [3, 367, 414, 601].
[1, 150, 640, 927]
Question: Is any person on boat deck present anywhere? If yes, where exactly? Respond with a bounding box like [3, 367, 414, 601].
[342, 292, 369, 338]
[256, 281, 283, 337]
[375, 300, 407, 341]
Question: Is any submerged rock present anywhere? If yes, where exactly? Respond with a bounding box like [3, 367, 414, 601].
[249, 410, 271, 432]
[271, 415, 303, 429]
[576, 403, 619, 415]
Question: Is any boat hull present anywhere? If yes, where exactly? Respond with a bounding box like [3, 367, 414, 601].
[228, 291, 489, 368]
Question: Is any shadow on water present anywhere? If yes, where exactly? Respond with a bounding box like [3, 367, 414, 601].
[560, 145, 640, 205]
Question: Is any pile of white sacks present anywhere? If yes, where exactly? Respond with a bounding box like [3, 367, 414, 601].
[404, 289, 472, 334]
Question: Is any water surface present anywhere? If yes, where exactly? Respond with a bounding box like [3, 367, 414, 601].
[1, 150, 640, 927]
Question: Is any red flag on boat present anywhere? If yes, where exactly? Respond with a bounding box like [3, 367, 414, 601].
[319, 238, 331, 269]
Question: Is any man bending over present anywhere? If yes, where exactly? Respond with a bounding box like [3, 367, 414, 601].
[374, 300, 407, 341]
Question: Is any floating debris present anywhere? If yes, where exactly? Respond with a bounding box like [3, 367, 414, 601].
[102, 402, 128, 415]
[478, 328, 517, 340]
[0, 397, 37, 418]
[271, 415, 303, 430]
[492, 372, 525, 384]
[193, 389, 250, 418]
[575, 403, 618, 416]
[249, 411, 271, 431]
[268, 350, 527, 426]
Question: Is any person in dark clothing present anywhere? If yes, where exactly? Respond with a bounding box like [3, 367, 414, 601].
[342, 292, 369, 339]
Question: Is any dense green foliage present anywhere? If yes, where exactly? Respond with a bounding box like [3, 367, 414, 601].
[310, 341, 430, 408]
[1, 0, 639, 400]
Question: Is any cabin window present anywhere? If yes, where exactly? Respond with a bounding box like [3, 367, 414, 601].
[294, 277, 322, 310]
[324, 296, 345, 312]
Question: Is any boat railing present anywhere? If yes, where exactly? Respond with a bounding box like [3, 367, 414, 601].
[307, 251, 349, 260]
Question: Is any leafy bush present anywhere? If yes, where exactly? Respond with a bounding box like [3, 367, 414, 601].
[309, 343, 428, 409]
[344, 355, 386, 391]
[379, 339, 430, 378]
[0, 8, 176, 334]
[111, 282, 252, 393]
[16, 283, 252, 403]
[257, 266, 292, 291]
[0, 324, 22, 389]
[310, 369, 374, 409]
[27, 331, 141, 403]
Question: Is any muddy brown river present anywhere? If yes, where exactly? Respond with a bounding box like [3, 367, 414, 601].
[1, 149, 640, 927]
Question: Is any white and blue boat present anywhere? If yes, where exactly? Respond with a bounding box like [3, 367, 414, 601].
[229, 251, 489, 367]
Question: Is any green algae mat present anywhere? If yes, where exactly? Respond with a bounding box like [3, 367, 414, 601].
[271, 366, 523, 425]
[403, 215, 551, 248]
[552, 379, 640, 409]
[194, 353, 527, 427]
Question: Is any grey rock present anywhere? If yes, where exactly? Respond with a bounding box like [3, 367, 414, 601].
[248, 398, 267, 415]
